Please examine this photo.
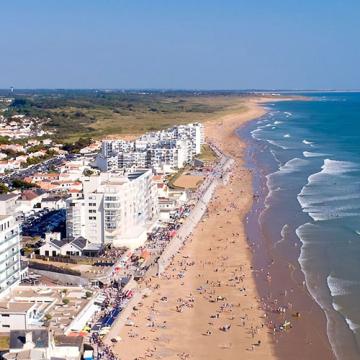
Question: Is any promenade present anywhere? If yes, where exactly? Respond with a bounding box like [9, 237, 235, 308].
[157, 149, 233, 275]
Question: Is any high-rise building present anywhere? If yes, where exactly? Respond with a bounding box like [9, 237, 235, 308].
[66, 169, 159, 249]
[0, 194, 21, 297]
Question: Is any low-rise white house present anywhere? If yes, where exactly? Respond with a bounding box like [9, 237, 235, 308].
[16, 189, 45, 215]
[38, 233, 100, 257]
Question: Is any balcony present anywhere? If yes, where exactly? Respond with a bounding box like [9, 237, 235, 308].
[0, 251, 19, 267]
[0, 240, 19, 255]
[0, 231, 19, 247]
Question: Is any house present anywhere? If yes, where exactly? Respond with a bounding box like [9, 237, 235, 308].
[53, 335, 84, 360]
[41, 196, 67, 210]
[0, 302, 37, 331]
[3, 329, 84, 360]
[38, 235, 101, 257]
[32, 173, 59, 182]
[52, 180, 82, 192]
[60, 237, 87, 256]
[16, 189, 46, 214]
[38, 238, 64, 257]
[34, 181, 58, 191]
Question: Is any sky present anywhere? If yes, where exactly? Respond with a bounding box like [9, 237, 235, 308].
[0, 0, 359, 90]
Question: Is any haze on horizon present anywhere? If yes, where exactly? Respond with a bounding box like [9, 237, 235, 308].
[1, 0, 359, 90]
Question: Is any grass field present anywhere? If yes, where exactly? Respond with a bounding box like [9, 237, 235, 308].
[6, 90, 249, 142]
[196, 144, 218, 162]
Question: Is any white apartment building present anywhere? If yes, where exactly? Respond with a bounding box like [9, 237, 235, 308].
[95, 123, 204, 173]
[174, 123, 204, 155]
[101, 139, 133, 157]
[66, 169, 159, 249]
[147, 139, 189, 170]
[0, 194, 21, 297]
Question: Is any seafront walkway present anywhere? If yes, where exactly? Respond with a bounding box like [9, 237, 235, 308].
[103, 290, 144, 344]
[157, 146, 233, 274]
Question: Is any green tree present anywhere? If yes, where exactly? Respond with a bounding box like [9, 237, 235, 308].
[12, 179, 37, 189]
[62, 298, 70, 305]
[0, 183, 9, 194]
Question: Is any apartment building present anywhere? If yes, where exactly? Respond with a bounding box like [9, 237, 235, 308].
[95, 123, 204, 172]
[66, 169, 159, 249]
[0, 194, 21, 297]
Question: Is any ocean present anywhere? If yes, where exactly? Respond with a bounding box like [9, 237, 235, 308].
[240, 93, 360, 360]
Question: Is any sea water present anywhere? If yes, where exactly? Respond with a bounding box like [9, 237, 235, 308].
[243, 93, 360, 359]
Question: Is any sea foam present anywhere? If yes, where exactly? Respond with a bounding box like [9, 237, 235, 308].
[303, 151, 328, 158]
[297, 159, 360, 221]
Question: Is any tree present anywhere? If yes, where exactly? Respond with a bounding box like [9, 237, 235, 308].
[28, 145, 46, 153]
[63, 137, 92, 154]
[0, 136, 10, 145]
[62, 298, 70, 305]
[85, 291, 93, 299]
[0, 183, 9, 194]
[12, 179, 36, 190]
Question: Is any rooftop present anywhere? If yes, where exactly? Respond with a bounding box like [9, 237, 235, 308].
[0, 194, 18, 201]
[0, 302, 35, 314]
[54, 335, 83, 349]
[10, 329, 49, 349]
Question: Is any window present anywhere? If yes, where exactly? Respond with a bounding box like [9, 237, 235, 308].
[105, 196, 117, 201]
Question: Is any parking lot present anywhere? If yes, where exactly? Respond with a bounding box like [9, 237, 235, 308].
[21, 209, 66, 237]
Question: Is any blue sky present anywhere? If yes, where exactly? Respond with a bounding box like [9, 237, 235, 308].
[1, 0, 359, 89]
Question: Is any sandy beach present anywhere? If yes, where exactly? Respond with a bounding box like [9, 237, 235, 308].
[113, 98, 279, 359]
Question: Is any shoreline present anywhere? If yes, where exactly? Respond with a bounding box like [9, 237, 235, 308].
[112, 96, 330, 360]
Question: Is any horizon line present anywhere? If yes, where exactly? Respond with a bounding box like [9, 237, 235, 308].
[1, 88, 360, 93]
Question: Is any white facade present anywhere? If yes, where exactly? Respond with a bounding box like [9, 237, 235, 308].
[66, 170, 159, 249]
[0, 195, 21, 297]
[95, 123, 204, 172]
[0, 303, 36, 331]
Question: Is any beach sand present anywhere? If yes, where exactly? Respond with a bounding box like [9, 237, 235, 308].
[113, 98, 278, 359]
